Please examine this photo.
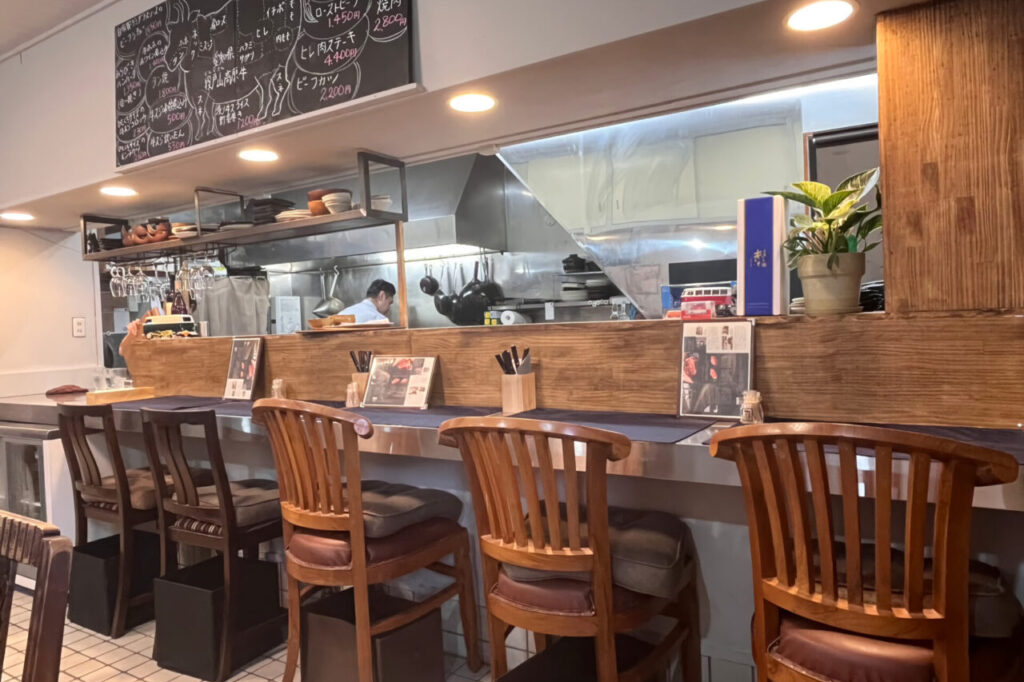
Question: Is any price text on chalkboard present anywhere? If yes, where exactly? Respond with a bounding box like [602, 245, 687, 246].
[115, 0, 412, 166]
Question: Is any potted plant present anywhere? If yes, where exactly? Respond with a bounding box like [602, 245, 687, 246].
[766, 167, 882, 315]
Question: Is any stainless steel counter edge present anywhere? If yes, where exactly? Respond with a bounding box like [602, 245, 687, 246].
[3, 394, 1022, 511]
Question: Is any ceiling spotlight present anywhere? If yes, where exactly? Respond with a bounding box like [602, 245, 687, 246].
[0, 211, 34, 221]
[787, 1, 855, 31]
[100, 186, 138, 197]
[448, 93, 496, 113]
[239, 148, 279, 162]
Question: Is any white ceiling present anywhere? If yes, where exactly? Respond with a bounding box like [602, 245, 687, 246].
[0, 0, 110, 58]
[4, 0, 918, 230]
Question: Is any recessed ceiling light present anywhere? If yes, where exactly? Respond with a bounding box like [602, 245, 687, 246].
[448, 93, 496, 113]
[787, 1, 855, 31]
[100, 186, 138, 197]
[0, 211, 34, 221]
[711, 224, 737, 231]
[239, 148, 279, 162]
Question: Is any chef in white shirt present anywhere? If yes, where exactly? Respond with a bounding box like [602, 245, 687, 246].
[339, 279, 396, 323]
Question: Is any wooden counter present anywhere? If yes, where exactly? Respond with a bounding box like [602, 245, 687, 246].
[123, 311, 1024, 429]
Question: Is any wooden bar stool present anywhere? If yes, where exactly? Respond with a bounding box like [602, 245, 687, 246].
[253, 398, 482, 682]
[438, 417, 701, 682]
[0, 511, 73, 682]
[57, 403, 170, 637]
[711, 423, 1024, 682]
[140, 408, 283, 682]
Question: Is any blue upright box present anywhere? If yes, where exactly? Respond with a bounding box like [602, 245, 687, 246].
[736, 196, 789, 316]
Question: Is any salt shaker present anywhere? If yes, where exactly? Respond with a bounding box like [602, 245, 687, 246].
[271, 378, 286, 399]
[345, 381, 360, 406]
[740, 390, 764, 424]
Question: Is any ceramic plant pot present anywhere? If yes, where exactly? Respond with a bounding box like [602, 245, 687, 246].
[796, 252, 865, 315]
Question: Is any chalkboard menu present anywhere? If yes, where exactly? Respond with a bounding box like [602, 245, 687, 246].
[115, 0, 413, 166]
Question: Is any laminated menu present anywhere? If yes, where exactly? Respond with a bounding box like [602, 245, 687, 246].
[679, 321, 754, 419]
[224, 337, 263, 400]
[362, 356, 437, 409]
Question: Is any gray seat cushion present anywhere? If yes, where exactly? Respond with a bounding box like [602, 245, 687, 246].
[504, 506, 694, 599]
[359, 480, 463, 538]
[191, 478, 282, 527]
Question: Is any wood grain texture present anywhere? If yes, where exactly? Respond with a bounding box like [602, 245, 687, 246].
[125, 312, 1024, 428]
[754, 311, 1024, 429]
[408, 321, 682, 413]
[878, 0, 1024, 312]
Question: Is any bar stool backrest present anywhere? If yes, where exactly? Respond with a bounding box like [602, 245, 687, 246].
[438, 417, 632, 578]
[57, 404, 132, 510]
[710, 422, 1019, 672]
[140, 409, 236, 532]
[0, 511, 72, 682]
[252, 399, 374, 534]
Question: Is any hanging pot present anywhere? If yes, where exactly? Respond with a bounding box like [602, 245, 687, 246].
[420, 264, 439, 295]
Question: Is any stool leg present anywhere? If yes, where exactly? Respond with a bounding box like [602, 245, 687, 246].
[353, 581, 374, 682]
[216, 551, 237, 682]
[679, 580, 701, 682]
[283, 574, 301, 682]
[454, 535, 482, 671]
[534, 633, 549, 652]
[111, 525, 133, 638]
[74, 501, 88, 547]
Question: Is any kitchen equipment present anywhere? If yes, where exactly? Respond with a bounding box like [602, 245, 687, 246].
[323, 190, 353, 214]
[142, 314, 197, 335]
[499, 310, 530, 325]
[419, 264, 439, 295]
[312, 269, 344, 318]
[276, 209, 314, 221]
[370, 194, 392, 211]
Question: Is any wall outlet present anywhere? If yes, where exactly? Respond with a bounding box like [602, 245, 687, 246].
[72, 317, 86, 338]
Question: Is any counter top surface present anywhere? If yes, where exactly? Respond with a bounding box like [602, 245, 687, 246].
[2, 393, 1022, 511]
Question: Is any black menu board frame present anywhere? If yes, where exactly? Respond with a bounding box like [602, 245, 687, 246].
[115, 0, 414, 167]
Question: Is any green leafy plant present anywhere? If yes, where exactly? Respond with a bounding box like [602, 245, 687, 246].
[765, 167, 882, 269]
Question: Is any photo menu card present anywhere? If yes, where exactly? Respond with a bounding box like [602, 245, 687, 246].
[224, 337, 263, 400]
[679, 320, 754, 419]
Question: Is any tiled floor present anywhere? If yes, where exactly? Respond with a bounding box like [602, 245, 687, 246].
[3, 589, 490, 682]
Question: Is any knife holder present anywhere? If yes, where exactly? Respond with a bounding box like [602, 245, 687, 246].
[501, 372, 536, 415]
[352, 372, 370, 403]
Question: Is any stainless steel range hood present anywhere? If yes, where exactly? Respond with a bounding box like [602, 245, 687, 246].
[228, 154, 507, 267]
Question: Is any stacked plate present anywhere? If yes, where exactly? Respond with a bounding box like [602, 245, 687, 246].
[560, 282, 588, 301]
[171, 223, 198, 238]
[276, 209, 313, 222]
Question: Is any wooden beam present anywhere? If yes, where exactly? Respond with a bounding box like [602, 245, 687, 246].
[877, 0, 1024, 312]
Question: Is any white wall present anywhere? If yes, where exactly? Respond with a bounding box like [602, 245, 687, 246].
[0, 0, 759, 209]
[0, 228, 101, 396]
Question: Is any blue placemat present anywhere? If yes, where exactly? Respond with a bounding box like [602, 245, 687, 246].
[111, 396, 226, 411]
[345, 405, 499, 429]
[512, 409, 715, 444]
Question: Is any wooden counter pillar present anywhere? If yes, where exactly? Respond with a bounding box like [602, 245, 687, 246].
[877, 0, 1024, 313]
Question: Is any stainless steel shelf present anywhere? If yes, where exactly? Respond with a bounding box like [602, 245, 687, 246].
[489, 299, 612, 312]
[83, 208, 405, 263]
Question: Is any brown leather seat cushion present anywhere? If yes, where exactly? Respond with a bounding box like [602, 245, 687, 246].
[772, 614, 1024, 682]
[492, 567, 663, 617]
[80, 467, 214, 511]
[823, 543, 1023, 638]
[504, 506, 694, 600]
[287, 517, 462, 569]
